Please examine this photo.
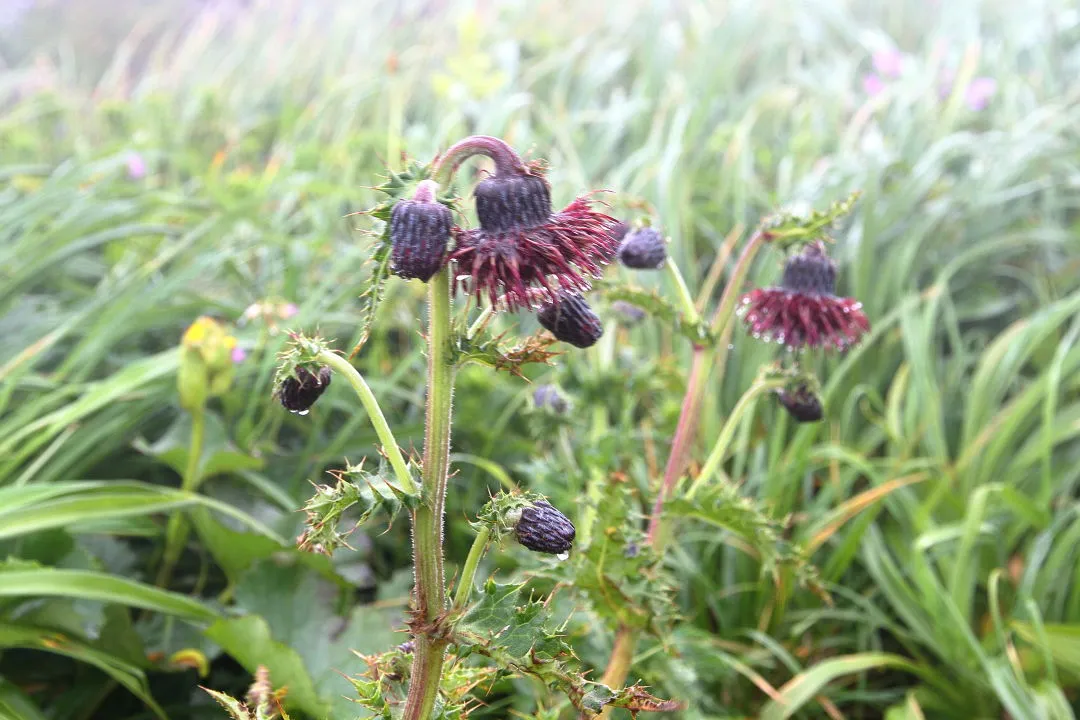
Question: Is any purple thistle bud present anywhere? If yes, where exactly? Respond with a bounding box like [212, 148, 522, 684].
[611, 300, 646, 326]
[390, 181, 452, 282]
[474, 174, 552, 232]
[278, 366, 332, 415]
[778, 385, 824, 423]
[537, 293, 603, 349]
[515, 500, 575, 555]
[617, 227, 667, 270]
[533, 384, 570, 414]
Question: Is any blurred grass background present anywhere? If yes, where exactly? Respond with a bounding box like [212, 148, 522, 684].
[2, 0, 1080, 718]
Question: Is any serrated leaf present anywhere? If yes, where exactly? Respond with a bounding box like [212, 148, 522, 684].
[760, 190, 861, 249]
[666, 481, 820, 591]
[595, 281, 714, 345]
[454, 329, 561, 377]
[453, 580, 676, 714]
[298, 460, 419, 555]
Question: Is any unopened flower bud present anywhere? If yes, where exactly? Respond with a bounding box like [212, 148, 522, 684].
[178, 316, 238, 411]
[389, 181, 452, 282]
[474, 173, 552, 232]
[778, 385, 824, 423]
[533, 384, 570, 414]
[515, 500, 575, 555]
[617, 227, 667, 270]
[537, 293, 603, 349]
[278, 366, 332, 415]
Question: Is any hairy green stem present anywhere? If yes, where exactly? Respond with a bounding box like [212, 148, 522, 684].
[403, 268, 455, 720]
[317, 350, 416, 496]
[710, 229, 766, 334]
[431, 135, 526, 186]
[594, 626, 638, 719]
[156, 407, 205, 587]
[452, 525, 491, 610]
[466, 306, 495, 340]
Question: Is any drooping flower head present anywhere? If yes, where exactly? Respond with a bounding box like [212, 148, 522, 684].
[537, 292, 604, 348]
[533, 384, 571, 414]
[277, 366, 332, 415]
[777, 384, 824, 423]
[449, 164, 619, 311]
[739, 241, 869, 351]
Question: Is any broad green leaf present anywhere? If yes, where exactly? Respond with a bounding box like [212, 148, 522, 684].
[205, 615, 326, 718]
[0, 565, 218, 622]
[0, 621, 165, 719]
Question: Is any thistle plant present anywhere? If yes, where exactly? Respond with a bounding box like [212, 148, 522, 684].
[207, 136, 686, 719]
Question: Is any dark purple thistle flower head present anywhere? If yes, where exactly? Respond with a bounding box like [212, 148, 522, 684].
[515, 500, 575, 555]
[278, 366, 332, 415]
[537, 292, 604, 349]
[617, 226, 667, 270]
[777, 384, 824, 423]
[389, 180, 452, 282]
[449, 168, 619, 311]
[739, 242, 869, 351]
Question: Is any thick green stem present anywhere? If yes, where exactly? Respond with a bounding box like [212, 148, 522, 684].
[403, 268, 455, 720]
[317, 350, 416, 496]
[452, 525, 490, 610]
[686, 379, 786, 500]
[157, 407, 205, 587]
[431, 135, 526, 186]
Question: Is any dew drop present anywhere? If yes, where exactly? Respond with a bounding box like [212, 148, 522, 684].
[727, 344, 735, 350]
[556, 552, 570, 561]
[842, 307, 850, 313]
[761, 333, 772, 343]
[294, 409, 310, 416]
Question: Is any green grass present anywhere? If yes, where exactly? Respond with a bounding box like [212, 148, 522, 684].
[1, 0, 1079, 718]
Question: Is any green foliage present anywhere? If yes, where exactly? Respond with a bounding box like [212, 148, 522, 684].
[2, 0, 1079, 717]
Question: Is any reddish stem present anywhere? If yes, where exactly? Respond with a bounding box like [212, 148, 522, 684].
[431, 135, 526, 186]
[645, 345, 709, 543]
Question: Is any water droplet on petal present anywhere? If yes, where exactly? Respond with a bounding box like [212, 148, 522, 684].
[556, 552, 570, 561]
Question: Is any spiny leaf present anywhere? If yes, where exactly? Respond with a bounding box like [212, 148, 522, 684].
[666, 481, 822, 594]
[760, 190, 861, 250]
[454, 580, 678, 714]
[297, 459, 420, 555]
[553, 482, 678, 635]
[594, 280, 715, 345]
[454, 328, 561, 377]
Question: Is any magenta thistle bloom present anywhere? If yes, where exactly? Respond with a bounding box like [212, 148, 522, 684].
[862, 73, 886, 97]
[449, 169, 619, 311]
[872, 48, 904, 78]
[126, 152, 147, 180]
[964, 77, 997, 111]
[230, 346, 247, 364]
[739, 242, 869, 351]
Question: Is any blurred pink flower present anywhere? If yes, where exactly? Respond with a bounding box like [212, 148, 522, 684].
[872, 48, 904, 78]
[964, 77, 997, 110]
[231, 346, 247, 364]
[862, 74, 886, 97]
[280, 302, 299, 319]
[126, 152, 146, 180]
